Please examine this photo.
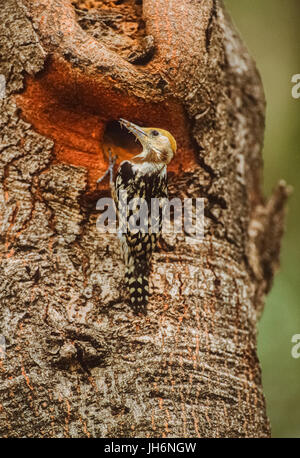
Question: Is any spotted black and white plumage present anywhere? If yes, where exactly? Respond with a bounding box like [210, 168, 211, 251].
[115, 160, 168, 313]
[109, 118, 177, 314]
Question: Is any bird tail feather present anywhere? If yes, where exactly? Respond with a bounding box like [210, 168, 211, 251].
[125, 260, 149, 314]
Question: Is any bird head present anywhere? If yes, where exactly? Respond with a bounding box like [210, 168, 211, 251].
[119, 118, 177, 165]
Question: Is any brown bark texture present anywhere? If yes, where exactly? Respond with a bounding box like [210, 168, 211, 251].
[0, 0, 289, 438]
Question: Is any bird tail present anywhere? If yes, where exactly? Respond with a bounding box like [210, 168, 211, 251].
[125, 260, 149, 314]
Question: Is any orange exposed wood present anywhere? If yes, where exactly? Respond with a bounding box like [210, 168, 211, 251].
[16, 55, 197, 190]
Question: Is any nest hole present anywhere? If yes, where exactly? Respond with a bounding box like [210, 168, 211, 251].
[103, 119, 142, 162]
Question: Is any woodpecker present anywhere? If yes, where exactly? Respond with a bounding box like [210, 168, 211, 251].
[111, 119, 176, 314]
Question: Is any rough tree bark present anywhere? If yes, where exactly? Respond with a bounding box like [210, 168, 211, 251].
[0, 0, 289, 438]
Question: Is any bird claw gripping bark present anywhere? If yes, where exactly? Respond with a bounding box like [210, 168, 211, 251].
[97, 149, 117, 186]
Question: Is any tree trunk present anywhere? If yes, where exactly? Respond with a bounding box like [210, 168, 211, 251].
[0, 0, 288, 438]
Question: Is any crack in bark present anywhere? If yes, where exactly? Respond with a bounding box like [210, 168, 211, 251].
[205, 0, 218, 53]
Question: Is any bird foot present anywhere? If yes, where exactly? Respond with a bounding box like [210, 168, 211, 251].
[97, 149, 117, 185]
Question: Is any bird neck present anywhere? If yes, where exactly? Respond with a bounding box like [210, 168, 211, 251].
[132, 146, 166, 165]
[131, 155, 166, 175]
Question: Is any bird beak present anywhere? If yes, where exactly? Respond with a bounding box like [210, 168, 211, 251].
[119, 118, 148, 143]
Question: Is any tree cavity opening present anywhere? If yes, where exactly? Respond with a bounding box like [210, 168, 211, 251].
[103, 119, 142, 163]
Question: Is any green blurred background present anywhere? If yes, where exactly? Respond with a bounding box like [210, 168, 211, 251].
[225, 0, 300, 438]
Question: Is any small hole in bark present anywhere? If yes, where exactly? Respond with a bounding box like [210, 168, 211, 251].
[103, 119, 142, 161]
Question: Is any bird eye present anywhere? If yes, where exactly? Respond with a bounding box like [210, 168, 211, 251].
[151, 130, 159, 136]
